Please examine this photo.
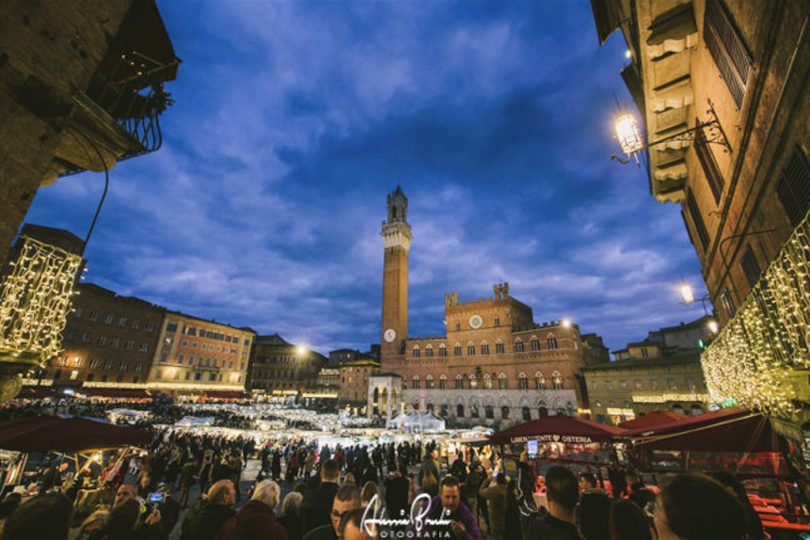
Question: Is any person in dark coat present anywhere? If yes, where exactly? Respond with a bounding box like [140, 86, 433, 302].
[527, 466, 580, 540]
[300, 460, 340, 534]
[384, 465, 410, 519]
[180, 479, 236, 540]
[216, 480, 287, 540]
[302, 486, 360, 540]
[278, 492, 304, 540]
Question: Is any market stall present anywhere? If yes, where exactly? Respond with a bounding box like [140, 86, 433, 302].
[622, 408, 810, 536]
[617, 410, 687, 430]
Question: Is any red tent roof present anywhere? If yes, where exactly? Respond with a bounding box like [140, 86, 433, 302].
[202, 391, 250, 399]
[0, 416, 152, 453]
[80, 388, 152, 399]
[16, 386, 57, 399]
[623, 408, 784, 453]
[618, 411, 688, 430]
[491, 415, 628, 445]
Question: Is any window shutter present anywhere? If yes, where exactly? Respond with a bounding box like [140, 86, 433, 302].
[704, 0, 752, 108]
[776, 148, 810, 226]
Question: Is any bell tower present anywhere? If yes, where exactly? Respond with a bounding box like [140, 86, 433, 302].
[381, 186, 411, 361]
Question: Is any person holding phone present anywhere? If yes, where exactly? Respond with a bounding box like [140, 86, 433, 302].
[478, 466, 507, 540]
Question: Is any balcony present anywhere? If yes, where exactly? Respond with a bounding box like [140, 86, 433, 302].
[701, 209, 810, 419]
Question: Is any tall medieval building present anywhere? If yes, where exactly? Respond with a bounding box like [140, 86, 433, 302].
[369, 188, 609, 427]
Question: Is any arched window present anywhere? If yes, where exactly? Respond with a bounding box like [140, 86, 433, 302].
[412, 346, 421, 358]
[483, 373, 493, 389]
[453, 343, 462, 356]
[413, 402, 420, 411]
[470, 404, 480, 418]
[425, 345, 434, 357]
[495, 340, 505, 354]
[522, 406, 531, 421]
[469, 374, 478, 389]
[531, 337, 541, 351]
[501, 405, 510, 419]
[467, 342, 476, 356]
[440, 403, 449, 417]
[412, 375, 420, 389]
[456, 404, 465, 417]
[455, 374, 464, 389]
[427, 403, 434, 412]
[498, 373, 507, 389]
[438, 344, 447, 357]
[439, 374, 447, 389]
[485, 405, 494, 419]
[538, 405, 549, 417]
[547, 336, 558, 349]
[515, 339, 525, 353]
[518, 373, 528, 391]
[535, 372, 545, 390]
[426, 374, 434, 389]
[481, 342, 490, 355]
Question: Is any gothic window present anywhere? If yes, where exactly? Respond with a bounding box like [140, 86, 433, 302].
[535, 372, 545, 390]
[412, 346, 421, 358]
[440, 404, 449, 417]
[501, 406, 510, 419]
[547, 336, 558, 349]
[426, 345, 434, 358]
[522, 407, 531, 421]
[538, 405, 549, 418]
[481, 343, 490, 355]
[454, 344, 462, 356]
[456, 404, 465, 417]
[455, 375, 464, 389]
[426, 375, 434, 389]
[471, 405, 479, 418]
[439, 344, 447, 357]
[495, 341, 505, 354]
[498, 373, 507, 390]
[518, 373, 529, 391]
[494, 317, 500, 327]
[552, 371, 562, 390]
[439, 375, 447, 389]
[530, 338, 540, 351]
[483, 374, 493, 389]
[469, 374, 478, 389]
[485, 405, 494, 419]
[467, 344, 476, 356]
[412, 376, 420, 389]
[515, 340, 525, 353]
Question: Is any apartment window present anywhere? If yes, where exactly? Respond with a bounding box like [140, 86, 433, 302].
[495, 342, 505, 354]
[87, 373, 95, 381]
[131, 319, 140, 329]
[139, 342, 148, 352]
[668, 378, 678, 390]
[89, 311, 98, 321]
[178, 354, 184, 363]
[651, 379, 660, 390]
[104, 360, 112, 371]
[111, 338, 120, 348]
[467, 345, 475, 356]
[741, 246, 762, 289]
[776, 148, 810, 227]
[117, 317, 127, 327]
[145, 322, 155, 332]
[635, 380, 643, 390]
[166, 322, 178, 333]
[704, 0, 752, 108]
[195, 372, 202, 381]
[695, 127, 725, 204]
[90, 358, 101, 369]
[720, 290, 736, 318]
[481, 344, 490, 355]
[515, 341, 525, 353]
[119, 361, 128, 371]
[209, 373, 217, 381]
[438, 345, 447, 357]
[96, 336, 107, 347]
[135, 363, 143, 373]
[686, 191, 710, 251]
[104, 314, 113, 325]
[530, 339, 540, 352]
[547, 337, 558, 350]
[125, 340, 134, 350]
[81, 333, 91, 344]
[620, 380, 628, 390]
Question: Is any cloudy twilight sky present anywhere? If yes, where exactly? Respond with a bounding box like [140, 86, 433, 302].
[25, 0, 708, 354]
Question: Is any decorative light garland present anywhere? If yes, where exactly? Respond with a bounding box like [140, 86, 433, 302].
[0, 236, 82, 366]
[702, 210, 810, 419]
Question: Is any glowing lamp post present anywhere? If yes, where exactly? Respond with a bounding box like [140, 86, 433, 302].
[614, 113, 644, 156]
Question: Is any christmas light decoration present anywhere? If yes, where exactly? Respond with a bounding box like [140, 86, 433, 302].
[0, 236, 82, 366]
[702, 211, 810, 418]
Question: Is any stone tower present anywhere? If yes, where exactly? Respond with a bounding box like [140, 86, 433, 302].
[380, 186, 411, 361]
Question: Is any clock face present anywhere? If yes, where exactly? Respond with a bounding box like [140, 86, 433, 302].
[469, 314, 483, 329]
[384, 329, 397, 343]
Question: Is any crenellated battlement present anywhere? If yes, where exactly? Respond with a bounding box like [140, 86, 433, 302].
[445, 282, 511, 309]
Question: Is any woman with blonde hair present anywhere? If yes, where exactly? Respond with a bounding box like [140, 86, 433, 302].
[278, 492, 303, 540]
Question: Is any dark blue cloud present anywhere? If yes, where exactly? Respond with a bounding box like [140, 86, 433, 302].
[22, 0, 708, 354]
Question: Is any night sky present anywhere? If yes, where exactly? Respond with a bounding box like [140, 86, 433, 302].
[24, 0, 708, 355]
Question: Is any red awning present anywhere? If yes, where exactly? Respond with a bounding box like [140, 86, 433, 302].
[201, 391, 250, 399]
[623, 408, 785, 453]
[491, 415, 628, 445]
[618, 411, 688, 430]
[0, 416, 152, 453]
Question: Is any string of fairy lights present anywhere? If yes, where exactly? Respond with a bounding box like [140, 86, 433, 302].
[0, 236, 83, 365]
[702, 212, 810, 418]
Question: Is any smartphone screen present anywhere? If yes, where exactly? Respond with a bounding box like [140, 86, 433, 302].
[148, 492, 165, 504]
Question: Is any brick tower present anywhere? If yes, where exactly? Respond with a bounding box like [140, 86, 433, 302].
[380, 186, 411, 362]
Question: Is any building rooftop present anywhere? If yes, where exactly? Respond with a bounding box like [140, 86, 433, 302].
[581, 350, 702, 372]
